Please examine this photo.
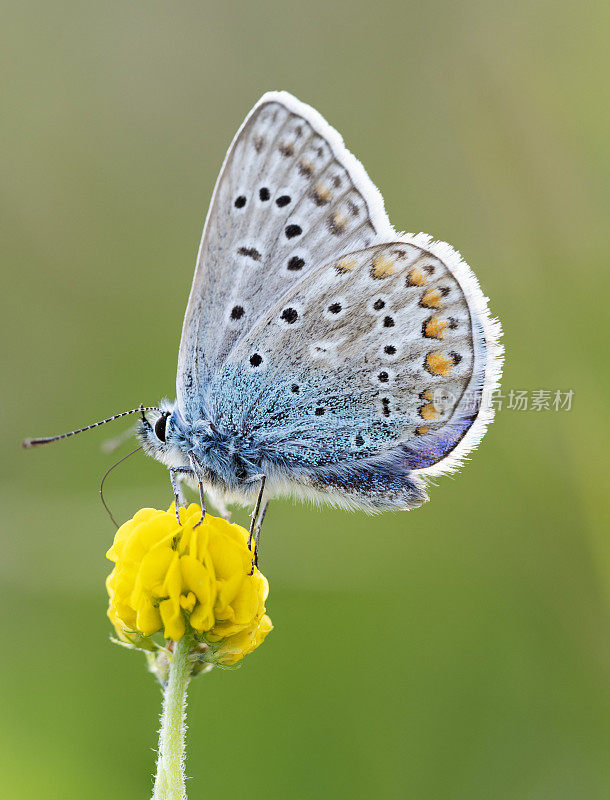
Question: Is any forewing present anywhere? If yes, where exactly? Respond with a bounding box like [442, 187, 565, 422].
[177, 91, 394, 416]
[204, 237, 501, 482]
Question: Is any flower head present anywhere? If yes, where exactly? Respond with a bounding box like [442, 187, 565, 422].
[106, 504, 272, 665]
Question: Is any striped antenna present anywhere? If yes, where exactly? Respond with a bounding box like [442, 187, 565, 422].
[22, 405, 158, 448]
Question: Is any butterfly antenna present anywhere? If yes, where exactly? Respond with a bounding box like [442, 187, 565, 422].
[100, 445, 144, 529]
[22, 405, 158, 448]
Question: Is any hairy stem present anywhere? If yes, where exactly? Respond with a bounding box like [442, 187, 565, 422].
[152, 635, 193, 800]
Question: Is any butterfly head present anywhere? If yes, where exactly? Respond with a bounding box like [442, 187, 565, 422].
[138, 400, 193, 469]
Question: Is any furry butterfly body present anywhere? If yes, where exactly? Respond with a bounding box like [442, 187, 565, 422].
[139, 91, 503, 516]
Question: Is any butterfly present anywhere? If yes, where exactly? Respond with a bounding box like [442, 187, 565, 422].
[25, 91, 503, 556]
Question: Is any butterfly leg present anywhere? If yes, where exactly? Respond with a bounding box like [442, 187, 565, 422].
[187, 450, 207, 527]
[169, 467, 189, 522]
[247, 476, 266, 571]
[248, 476, 266, 546]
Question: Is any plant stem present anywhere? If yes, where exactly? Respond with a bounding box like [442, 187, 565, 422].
[152, 634, 193, 800]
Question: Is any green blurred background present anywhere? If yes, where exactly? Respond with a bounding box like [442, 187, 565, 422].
[2, 1, 609, 798]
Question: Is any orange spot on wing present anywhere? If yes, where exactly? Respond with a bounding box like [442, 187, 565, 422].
[424, 315, 448, 339]
[425, 350, 453, 376]
[335, 257, 357, 273]
[419, 403, 440, 421]
[406, 268, 427, 286]
[371, 254, 395, 279]
[421, 288, 443, 308]
[312, 183, 332, 205]
[329, 211, 348, 234]
[415, 425, 430, 435]
[298, 159, 314, 176]
[419, 389, 433, 401]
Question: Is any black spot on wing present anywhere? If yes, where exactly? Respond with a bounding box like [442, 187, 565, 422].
[237, 247, 261, 261]
[285, 224, 302, 239]
[287, 256, 304, 271]
[280, 307, 298, 324]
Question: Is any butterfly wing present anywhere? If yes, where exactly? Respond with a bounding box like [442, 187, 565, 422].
[177, 91, 395, 418]
[202, 238, 502, 510]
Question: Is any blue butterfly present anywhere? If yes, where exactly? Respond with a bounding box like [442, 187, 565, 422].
[25, 92, 503, 559]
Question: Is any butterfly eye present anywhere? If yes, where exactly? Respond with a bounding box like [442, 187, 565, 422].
[154, 412, 170, 442]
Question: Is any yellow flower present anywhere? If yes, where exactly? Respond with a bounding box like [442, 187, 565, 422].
[106, 504, 272, 664]
[214, 614, 274, 666]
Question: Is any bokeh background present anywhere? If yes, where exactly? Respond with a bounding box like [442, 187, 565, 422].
[2, 1, 609, 798]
